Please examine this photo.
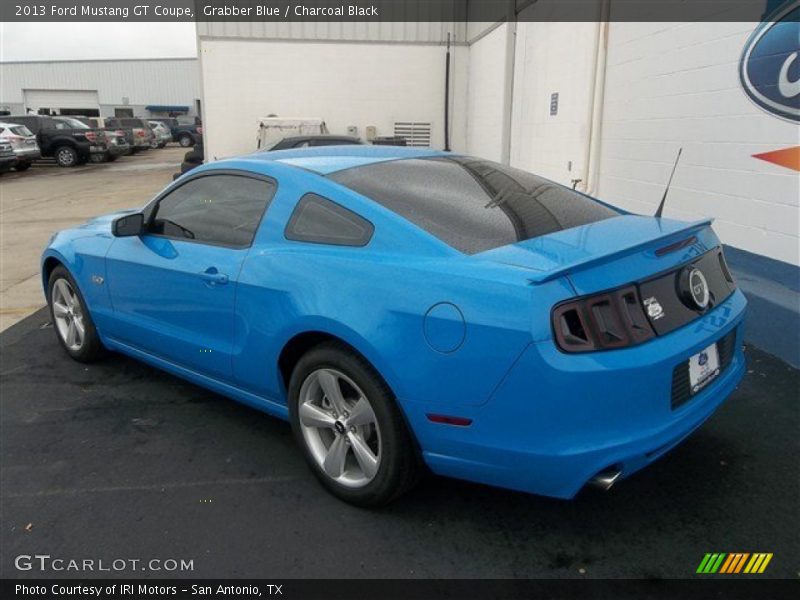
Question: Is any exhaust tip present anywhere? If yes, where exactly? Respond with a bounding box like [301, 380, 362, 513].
[589, 469, 622, 491]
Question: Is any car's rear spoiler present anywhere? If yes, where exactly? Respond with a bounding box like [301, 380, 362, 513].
[528, 218, 714, 284]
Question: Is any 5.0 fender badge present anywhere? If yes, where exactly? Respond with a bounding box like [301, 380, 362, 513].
[643, 296, 665, 320]
[91, 275, 104, 285]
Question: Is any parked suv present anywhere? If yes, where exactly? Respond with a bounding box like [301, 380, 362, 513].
[149, 116, 202, 147]
[4, 115, 108, 167]
[0, 121, 41, 171]
[75, 117, 134, 158]
[106, 117, 154, 151]
[147, 121, 171, 148]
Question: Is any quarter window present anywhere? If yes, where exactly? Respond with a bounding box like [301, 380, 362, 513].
[150, 174, 276, 247]
[285, 194, 373, 247]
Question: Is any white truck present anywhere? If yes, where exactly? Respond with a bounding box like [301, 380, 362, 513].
[256, 117, 328, 151]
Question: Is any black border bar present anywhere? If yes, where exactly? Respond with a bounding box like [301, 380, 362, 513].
[2, 578, 800, 600]
[2, 0, 794, 23]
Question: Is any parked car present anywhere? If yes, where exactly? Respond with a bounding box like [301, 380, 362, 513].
[149, 117, 202, 147]
[104, 130, 131, 161]
[256, 116, 326, 150]
[260, 135, 364, 151]
[0, 141, 16, 173]
[0, 121, 41, 171]
[5, 115, 108, 167]
[42, 146, 747, 507]
[75, 117, 135, 156]
[105, 118, 153, 151]
[147, 121, 171, 148]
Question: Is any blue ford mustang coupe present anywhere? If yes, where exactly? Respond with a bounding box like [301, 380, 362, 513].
[42, 146, 746, 506]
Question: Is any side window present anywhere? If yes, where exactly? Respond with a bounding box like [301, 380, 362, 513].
[150, 174, 276, 247]
[285, 194, 374, 247]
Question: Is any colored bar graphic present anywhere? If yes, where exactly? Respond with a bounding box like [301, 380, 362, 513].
[733, 553, 750, 573]
[744, 554, 759, 573]
[758, 554, 773, 573]
[719, 554, 736, 573]
[698, 552, 772, 575]
[710, 553, 726, 573]
[697, 554, 713, 573]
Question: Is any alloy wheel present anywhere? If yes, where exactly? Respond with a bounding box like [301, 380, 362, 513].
[298, 368, 381, 488]
[51, 278, 85, 351]
[56, 148, 75, 167]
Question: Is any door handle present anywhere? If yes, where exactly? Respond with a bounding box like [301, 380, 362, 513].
[199, 267, 229, 286]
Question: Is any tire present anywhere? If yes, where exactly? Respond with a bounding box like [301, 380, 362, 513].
[14, 162, 31, 171]
[89, 153, 107, 163]
[107, 154, 119, 162]
[47, 266, 104, 363]
[178, 134, 194, 148]
[288, 342, 419, 507]
[180, 160, 200, 174]
[158, 142, 167, 149]
[184, 147, 203, 163]
[54, 145, 79, 167]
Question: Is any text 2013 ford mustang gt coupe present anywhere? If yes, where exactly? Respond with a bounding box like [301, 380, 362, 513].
[42, 146, 746, 506]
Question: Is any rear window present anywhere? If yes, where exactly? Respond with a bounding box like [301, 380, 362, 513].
[120, 118, 144, 127]
[10, 125, 33, 136]
[55, 117, 89, 129]
[329, 157, 619, 254]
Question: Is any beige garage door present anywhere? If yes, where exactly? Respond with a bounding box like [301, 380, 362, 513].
[24, 89, 100, 115]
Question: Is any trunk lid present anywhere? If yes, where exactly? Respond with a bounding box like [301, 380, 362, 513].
[475, 215, 719, 295]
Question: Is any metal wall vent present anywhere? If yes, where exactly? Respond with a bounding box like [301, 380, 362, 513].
[393, 121, 432, 147]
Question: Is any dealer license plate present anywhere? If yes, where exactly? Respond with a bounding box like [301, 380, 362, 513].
[688, 343, 720, 394]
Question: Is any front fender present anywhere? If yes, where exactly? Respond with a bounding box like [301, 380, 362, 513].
[41, 231, 115, 327]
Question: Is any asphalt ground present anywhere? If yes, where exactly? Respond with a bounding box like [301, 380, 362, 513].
[0, 308, 798, 580]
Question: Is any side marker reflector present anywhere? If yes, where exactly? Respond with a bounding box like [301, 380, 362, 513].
[426, 414, 472, 427]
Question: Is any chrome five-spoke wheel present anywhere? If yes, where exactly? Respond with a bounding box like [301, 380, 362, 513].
[298, 368, 381, 488]
[47, 266, 103, 363]
[51, 278, 85, 351]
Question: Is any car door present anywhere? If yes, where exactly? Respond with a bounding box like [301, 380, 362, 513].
[104, 171, 277, 382]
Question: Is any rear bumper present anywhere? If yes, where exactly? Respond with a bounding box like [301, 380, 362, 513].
[109, 144, 129, 156]
[408, 290, 747, 499]
[13, 148, 40, 161]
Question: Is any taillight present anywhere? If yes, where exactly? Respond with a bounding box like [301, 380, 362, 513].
[552, 285, 655, 353]
[135, 129, 145, 137]
[116, 129, 124, 136]
[85, 131, 97, 142]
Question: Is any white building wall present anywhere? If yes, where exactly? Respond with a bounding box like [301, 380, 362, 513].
[509, 21, 599, 184]
[0, 59, 200, 116]
[596, 22, 799, 265]
[465, 23, 511, 161]
[198, 38, 468, 160]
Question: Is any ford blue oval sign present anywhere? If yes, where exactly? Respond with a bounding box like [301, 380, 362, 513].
[739, 1, 800, 122]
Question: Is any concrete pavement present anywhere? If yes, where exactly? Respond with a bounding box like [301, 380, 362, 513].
[0, 147, 184, 331]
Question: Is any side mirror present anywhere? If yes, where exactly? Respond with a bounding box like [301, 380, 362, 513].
[112, 213, 145, 237]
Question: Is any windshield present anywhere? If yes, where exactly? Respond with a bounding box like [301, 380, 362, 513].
[330, 156, 620, 254]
